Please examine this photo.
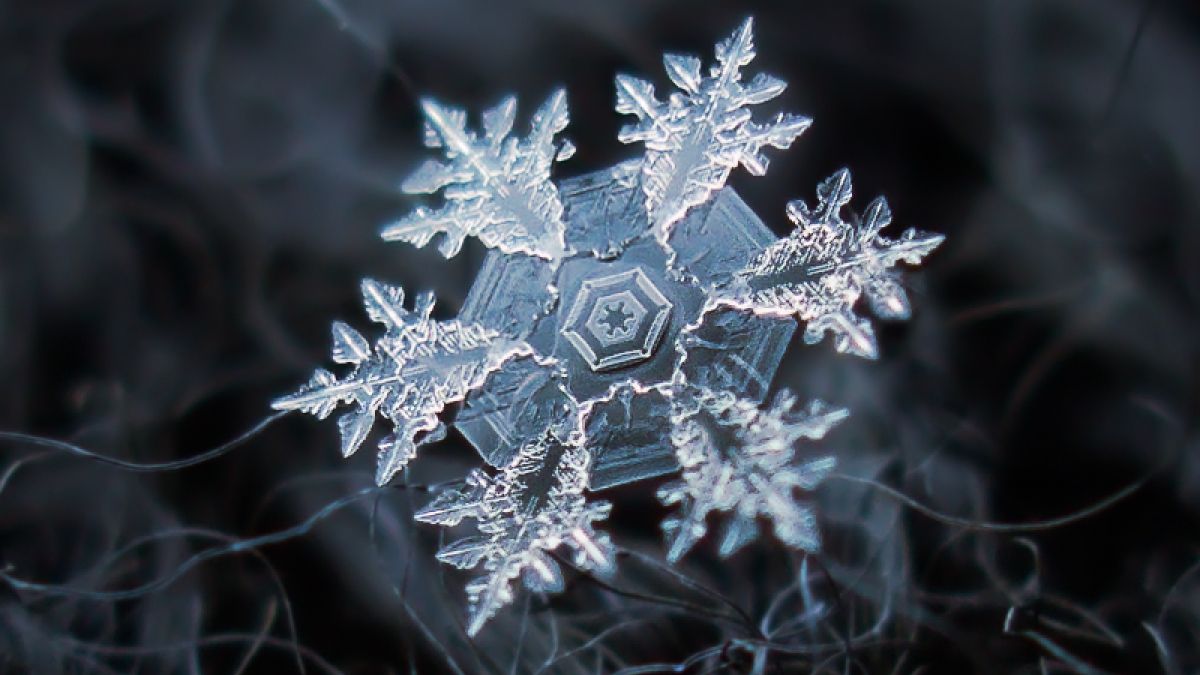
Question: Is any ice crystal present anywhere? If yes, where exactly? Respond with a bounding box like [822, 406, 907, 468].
[659, 387, 846, 562]
[415, 424, 613, 636]
[615, 17, 811, 243]
[719, 168, 945, 359]
[272, 279, 535, 485]
[278, 17, 943, 634]
[381, 89, 574, 260]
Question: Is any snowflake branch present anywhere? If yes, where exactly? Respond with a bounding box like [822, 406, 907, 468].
[415, 425, 614, 636]
[659, 386, 845, 562]
[272, 279, 536, 485]
[615, 17, 810, 244]
[717, 168, 944, 359]
[382, 90, 574, 260]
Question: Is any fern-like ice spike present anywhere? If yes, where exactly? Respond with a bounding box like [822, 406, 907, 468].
[272, 279, 535, 485]
[615, 17, 811, 243]
[381, 89, 575, 260]
[416, 429, 614, 636]
[720, 168, 944, 359]
[658, 386, 846, 562]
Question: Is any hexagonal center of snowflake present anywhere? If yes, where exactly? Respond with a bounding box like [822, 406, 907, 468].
[457, 176, 801, 489]
[563, 269, 672, 372]
[588, 293, 643, 342]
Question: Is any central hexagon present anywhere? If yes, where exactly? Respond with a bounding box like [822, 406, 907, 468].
[587, 292, 643, 343]
[457, 162, 797, 489]
[563, 269, 672, 372]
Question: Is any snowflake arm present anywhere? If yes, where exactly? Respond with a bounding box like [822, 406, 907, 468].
[416, 431, 613, 636]
[720, 168, 944, 359]
[658, 387, 846, 562]
[271, 279, 535, 485]
[381, 89, 575, 260]
[615, 17, 811, 243]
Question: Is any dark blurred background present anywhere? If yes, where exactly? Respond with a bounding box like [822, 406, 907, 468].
[1, 0, 1198, 673]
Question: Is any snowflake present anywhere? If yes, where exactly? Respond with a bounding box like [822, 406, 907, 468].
[275, 18, 942, 634]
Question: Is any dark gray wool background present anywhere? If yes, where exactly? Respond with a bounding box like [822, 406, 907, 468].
[0, 0, 1198, 673]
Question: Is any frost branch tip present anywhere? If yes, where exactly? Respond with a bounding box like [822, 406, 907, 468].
[659, 387, 845, 561]
[615, 16, 810, 244]
[381, 89, 572, 261]
[718, 168, 943, 359]
[273, 281, 537, 485]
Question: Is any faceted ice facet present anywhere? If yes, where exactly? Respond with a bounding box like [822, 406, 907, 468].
[563, 268, 672, 372]
[458, 167, 796, 489]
